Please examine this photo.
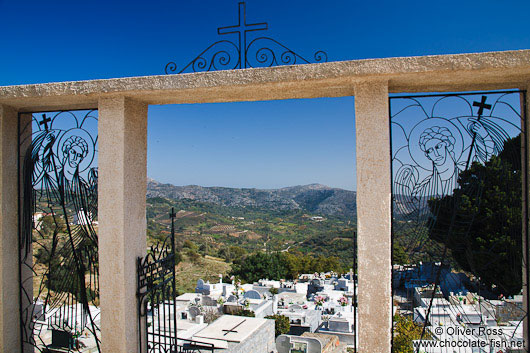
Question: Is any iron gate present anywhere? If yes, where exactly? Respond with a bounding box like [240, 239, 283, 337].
[390, 91, 528, 352]
[18, 110, 101, 352]
[137, 208, 215, 353]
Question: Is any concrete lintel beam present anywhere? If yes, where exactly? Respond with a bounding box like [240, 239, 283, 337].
[0, 50, 529, 111]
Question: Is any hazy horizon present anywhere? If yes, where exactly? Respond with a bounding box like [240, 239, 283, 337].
[148, 177, 356, 192]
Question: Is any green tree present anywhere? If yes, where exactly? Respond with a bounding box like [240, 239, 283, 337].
[283, 251, 305, 278]
[392, 314, 430, 353]
[183, 240, 198, 251]
[229, 246, 247, 262]
[265, 315, 290, 337]
[236, 252, 288, 282]
[232, 309, 255, 317]
[318, 256, 343, 273]
[428, 135, 522, 296]
[199, 243, 210, 255]
[218, 245, 247, 263]
[186, 248, 201, 263]
[174, 251, 182, 267]
[392, 243, 409, 265]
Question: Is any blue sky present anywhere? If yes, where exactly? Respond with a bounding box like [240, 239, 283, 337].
[1, 0, 530, 190]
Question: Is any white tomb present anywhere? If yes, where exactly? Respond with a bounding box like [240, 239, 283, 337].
[193, 315, 266, 343]
[276, 334, 322, 353]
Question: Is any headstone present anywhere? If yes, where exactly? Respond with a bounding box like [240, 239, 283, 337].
[328, 317, 351, 333]
[223, 303, 243, 315]
[289, 304, 302, 311]
[32, 301, 45, 322]
[276, 335, 322, 353]
[223, 284, 235, 297]
[196, 279, 205, 293]
[227, 295, 237, 302]
[307, 279, 324, 298]
[189, 306, 201, 320]
[202, 295, 217, 306]
[243, 290, 261, 300]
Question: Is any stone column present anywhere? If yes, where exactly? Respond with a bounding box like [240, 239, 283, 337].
[523, 87, 530, 352]
[19, 113, 33, 353]
[354, 80, 392, 353]
[0, 105, 21, 353]
[98, 97, 148, 353]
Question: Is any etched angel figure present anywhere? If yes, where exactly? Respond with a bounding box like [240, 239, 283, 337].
[21, 116, 100, 348]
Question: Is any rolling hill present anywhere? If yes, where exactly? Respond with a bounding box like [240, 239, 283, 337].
[147, 179, 357, 219]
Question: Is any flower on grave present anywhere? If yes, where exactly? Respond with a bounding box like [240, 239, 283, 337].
[338, 296, 348, 307]
[217, 297, 225, 306]
[243, 299, 250, 308]
[189, 302, 202, 310]
[314, 295, 325, 307]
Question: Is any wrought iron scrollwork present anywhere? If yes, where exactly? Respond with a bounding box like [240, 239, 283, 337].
[246, 37, 327, 68]
[390, 91, 528, 352]
[165, 2, 327, 74]
[137, 208, 215, 353]
[19, 110, 100, 352]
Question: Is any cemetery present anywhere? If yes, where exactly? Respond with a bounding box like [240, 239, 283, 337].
[0, 11, 529, 350]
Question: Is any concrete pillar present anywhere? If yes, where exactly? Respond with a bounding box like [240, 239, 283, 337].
[354, 80, 392, 353]
[18, 113, 33, 353]
[0, 105, 21, 353]
[98, 97, 148, 353]
[523, 87, 530, 352]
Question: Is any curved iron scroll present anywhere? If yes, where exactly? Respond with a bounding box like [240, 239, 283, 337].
[165, 2, 327, 74]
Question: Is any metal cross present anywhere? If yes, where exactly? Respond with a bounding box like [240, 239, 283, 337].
[222, 319, 246, 336]
[169, 208, 176, 220]
[473, 95, 492, 117]
[39, 114, 51, 131]
[465, 95, 492, 170]
[218, 2, 267, 69]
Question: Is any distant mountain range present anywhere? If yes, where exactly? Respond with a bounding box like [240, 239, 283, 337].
[147, 178, 357, 219]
